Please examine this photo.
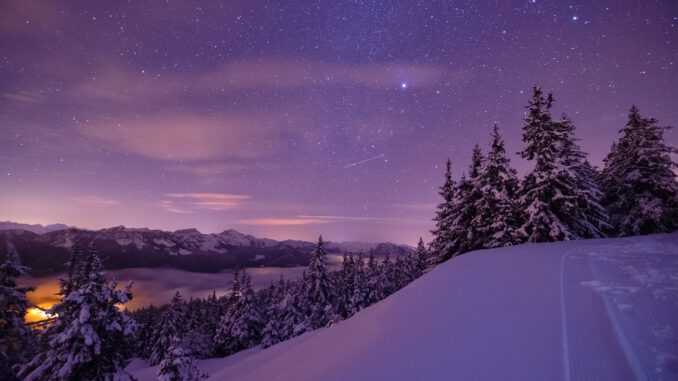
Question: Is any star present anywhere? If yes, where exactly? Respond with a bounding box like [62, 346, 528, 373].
[572, 16, 579, 21]
[400, 83, 408, 89]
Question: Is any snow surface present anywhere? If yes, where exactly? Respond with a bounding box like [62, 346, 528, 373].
[130, 234, 678, 381]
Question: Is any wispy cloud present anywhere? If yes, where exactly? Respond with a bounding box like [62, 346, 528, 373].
[237, 214, 424, 226]
[4, 91, 43, 104]
[77, 114, 282, 162]
[159, 200, 193, 214]
[167, 193, 251, 200]
[164, 192, 251, 211]
[70, 60, 451, 104]
[297, 214, 427, 226]
[237, 218, 330, 226]
[74, 195, 121, 206]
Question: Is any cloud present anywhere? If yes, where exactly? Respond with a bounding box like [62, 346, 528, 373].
[297, 214, 427, 226]
[297, 215, 382, 221]
[4, 91, 43, 104]
[69, 59, 451, 104]
[159, 200, 193, 214]
[236, 214, 425, 226]
[74, 195, 122, 206]
[237, 218, 330, 226]
[167, 193, 251, 200]
[77, 114, 282, 161]
[165, 162, 250, 177]
[164, 192, 251, 211]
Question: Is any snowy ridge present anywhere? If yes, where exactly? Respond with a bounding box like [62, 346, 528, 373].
[130, 234, 678, 380]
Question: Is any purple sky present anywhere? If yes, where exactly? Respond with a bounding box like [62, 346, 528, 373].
[1, 1, 677, 244]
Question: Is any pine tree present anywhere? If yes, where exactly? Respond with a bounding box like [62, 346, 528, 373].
[134, 304, 160, 359]
[214, 270, 262, 355]
[472, 125, 524, 248]
[261, 277, 308, 348]
[150, 291, 187, 366]
[0, 247, 34, 381]
[446, 145, 485, 255]
[335, 254, 355, 318]
[518, 87, 608, 242]
[364, 251, 383, 306]
[59, 241, 85, 296]
[183, 297, 214, 359]
[302, 235, 337, 329]
[19, 241, 137, 381]
[600, 106, 678, 235]
[378, 252, 396, 297]
[261, 276, 286, 348]
[557, 116, 610, 238]
[349, 252, 369, 315]
[392, 256, 411, 291]
[411, 237, 428, 278]
[429, 159, 456, 263]
[157, 336, 208, 381]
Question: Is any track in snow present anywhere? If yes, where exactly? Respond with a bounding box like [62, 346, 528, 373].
[563, 240, 678, 380]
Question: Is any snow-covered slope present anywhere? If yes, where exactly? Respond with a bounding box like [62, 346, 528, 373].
[131, 233, 678, 381]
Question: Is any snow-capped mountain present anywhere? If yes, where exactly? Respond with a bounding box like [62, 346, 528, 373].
[0, 221, 70, 234]
[0, 223, 412, 276]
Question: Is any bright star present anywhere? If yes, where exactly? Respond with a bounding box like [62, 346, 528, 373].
[400, 83, 408, 89]
[572, 16, 579, 21]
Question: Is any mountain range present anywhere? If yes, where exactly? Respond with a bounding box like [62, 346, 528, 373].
[0, 222, 412, 276]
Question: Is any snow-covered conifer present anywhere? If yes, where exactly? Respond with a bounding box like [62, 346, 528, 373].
[413, 237, 428, 277]
[472, 125, 524, 248]
[430, 159, 456, 262]
[600, 106, 678, 235]
[19, 241, 136, 381]
[303, 235, 337, 329]
[149, 291, 187, 366]
[0, 247, 34, 381]
[214, 270, 262, 355]
[157, 336, 208, 381]
[518, 87, 609, 242]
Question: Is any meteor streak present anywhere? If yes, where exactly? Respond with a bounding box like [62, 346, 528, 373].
[344, 153, 385, 169]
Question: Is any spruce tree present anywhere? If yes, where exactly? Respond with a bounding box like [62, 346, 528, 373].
[59, 241, 85, 296]
[518, 87, 608, 242]
[261, 278, 308, 348]
[0, 248, 34, 381]
[449, 145, 485, 254]
[214, 270, 262, 355]
[335, 254, 355, 318]
[473, 125, 524, 248]
[19, 241, 136, 381]
[349, 252, 369, 315]
[364, 251, 383, 306]
[157, 336, 208, 381]
[378, 252, 396, 297]
[302, 235, 337, 329]
[149, 291, 187, 366]
[600, 106, 678, 235]
[429, 159, 456, 263]
[135, 304, 160, 359]
[261, 276, 286, 348]
[413, 237, 428, 277]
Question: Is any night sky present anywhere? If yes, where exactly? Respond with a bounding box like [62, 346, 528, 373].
[1, 1, 677, 244]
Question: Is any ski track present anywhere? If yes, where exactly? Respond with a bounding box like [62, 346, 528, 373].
[574, 238, 678, 380]
[562, 246, 636, 381]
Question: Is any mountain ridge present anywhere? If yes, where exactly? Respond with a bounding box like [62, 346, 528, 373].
[0, 222, 413, 276]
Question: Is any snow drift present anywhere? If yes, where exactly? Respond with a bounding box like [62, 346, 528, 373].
[131, 234, 678, 381]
